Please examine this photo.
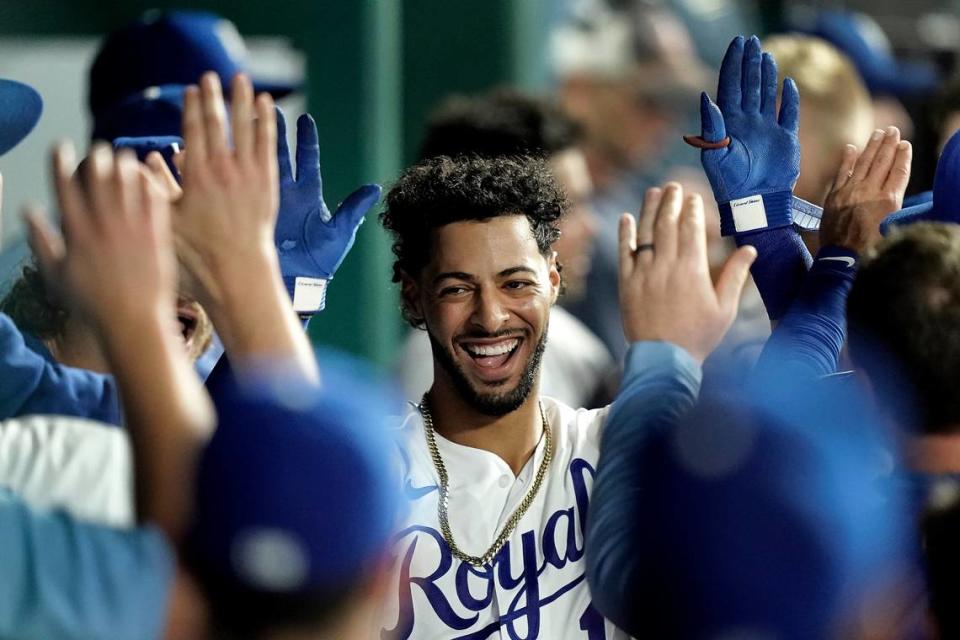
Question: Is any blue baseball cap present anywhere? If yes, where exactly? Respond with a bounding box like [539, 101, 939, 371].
[113, 135, 183, 182]
[92, 84, 186, 142]
[187, 354, 403, 594]
[793, 10, 939, 98]
[881, 128, 960, 233]
[89, 10, 298, 117]
[0, 79, 42, 156]
[617, 373, 912, 638]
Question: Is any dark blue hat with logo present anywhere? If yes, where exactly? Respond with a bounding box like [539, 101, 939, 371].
[93, 84, 186, 142]
[89, 10, 298, 118]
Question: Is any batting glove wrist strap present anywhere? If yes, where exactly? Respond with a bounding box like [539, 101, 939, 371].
[718, 190, 793, 236]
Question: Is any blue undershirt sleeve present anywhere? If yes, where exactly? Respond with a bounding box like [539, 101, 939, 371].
[754, 245, 858, 379]
[735, 226, 813, 321]
[0, 490, 174, 640]
[0, 314, 120, 425]
[587, 341, 702, 634]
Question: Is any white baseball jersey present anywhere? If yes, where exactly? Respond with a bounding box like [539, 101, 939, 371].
[0, 415, 132, 527]
[382, 397, 630, 640]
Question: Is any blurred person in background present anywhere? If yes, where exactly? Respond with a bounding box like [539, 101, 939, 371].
[87, 9, 298, 137]
[762, 35, 874, 209]
[761, 34, 874, 255]
[0, 7, 299, 288]
[811, 211, 960, 637]
[397, 88, 616, 408]
[551, 1, 729, 360]
[0, 156, 213, 426]
[792, 9, 942, 140]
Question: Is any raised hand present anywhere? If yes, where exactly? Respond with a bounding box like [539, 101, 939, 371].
[171, 71, 317, 383]
[820, 127, 912, 254]
[28, 141, 215, 540]
[26, 142, 176, 334]
[274, 108, 381, 315]
[172, 71, 279, 309]
[685, 35, 800, 236]
[618, 183, 757, 363]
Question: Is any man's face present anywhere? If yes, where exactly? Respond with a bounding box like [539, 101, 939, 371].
[406, 215, 560, 416]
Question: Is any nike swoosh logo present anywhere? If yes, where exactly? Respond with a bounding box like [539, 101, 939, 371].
[819, 256, 856, 268]
[403, 480, 438, 500]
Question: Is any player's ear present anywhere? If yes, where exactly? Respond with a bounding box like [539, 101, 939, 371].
[547, 250, 561, 304]
[400, 271, 426, 325]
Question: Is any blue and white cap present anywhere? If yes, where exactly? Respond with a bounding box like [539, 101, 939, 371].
[187, 352, 403, 594]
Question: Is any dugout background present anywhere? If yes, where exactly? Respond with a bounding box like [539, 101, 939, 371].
[0, 0, 949, 366]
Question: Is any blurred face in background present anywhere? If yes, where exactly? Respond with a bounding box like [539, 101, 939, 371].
[558, 76, 675, 190]
[763, 35, 874, 255]
[554, 8, 704, 190]
[550, 148, 597, 301]
[763, 35, 875, 207]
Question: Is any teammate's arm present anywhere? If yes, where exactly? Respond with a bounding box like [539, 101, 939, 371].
[0, 165, 118, 425]
[588, 183, 755, 634]
[0, 312, 120, 424]
[755, 128, 911, 377]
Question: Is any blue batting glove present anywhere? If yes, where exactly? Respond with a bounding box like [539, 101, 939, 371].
[685, 35, 801, 237]
[274, 108, 382, 315]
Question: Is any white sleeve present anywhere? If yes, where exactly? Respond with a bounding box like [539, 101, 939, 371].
[0, 416, 133, 528]
[395, 330, 435, 403]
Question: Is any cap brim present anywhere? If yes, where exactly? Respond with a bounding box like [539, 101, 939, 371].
[0, 79, 42, 156]
[880, 196, 935, 235]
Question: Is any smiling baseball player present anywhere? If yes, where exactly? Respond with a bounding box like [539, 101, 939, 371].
[379, 155, 756, 638]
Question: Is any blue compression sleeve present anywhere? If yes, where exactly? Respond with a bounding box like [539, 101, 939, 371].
[0, 314, 120, 425]
[586, 341, 702, 634]
[736, 226, 812, 321]
[754, 245, 858, 378]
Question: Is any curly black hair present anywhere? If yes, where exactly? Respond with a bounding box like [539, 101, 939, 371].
[418, 88, 583, 162]
[380, 155, 566, 327]
[0, 262, 67, 340]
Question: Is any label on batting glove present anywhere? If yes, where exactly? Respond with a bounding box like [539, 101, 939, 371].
[292, 277, 328, 314]
[719, 191, 793, 236]
[729, 195, 768, 232]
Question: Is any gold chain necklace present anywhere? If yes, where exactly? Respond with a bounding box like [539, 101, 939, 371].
[419, 395, 554, 567]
